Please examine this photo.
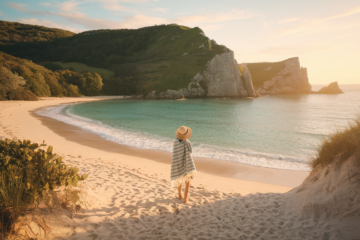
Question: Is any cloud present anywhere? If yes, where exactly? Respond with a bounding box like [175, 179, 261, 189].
[66, 0, 156, 13]
[39, 2, 52, 7]
[98, 0, 157, 3]
[200, 24, 222, 32]
[278, 17, 301, 24]
[18, 18, 84, 32]
[54, 11, 168, 29]
[328, 5, 360, 20]
[101, 2, 134, 13]
[7, 2, 48, 15]
[58, 0, 83, 12]
[257, 44, 348, 55]
[121, 14, 168, 28]
[263, 22, 268, 28]
[175, 10, 259, 24]
[8, 2, 258, 32]
[150, 7, 167, 13]
[266, 5, 360, 39]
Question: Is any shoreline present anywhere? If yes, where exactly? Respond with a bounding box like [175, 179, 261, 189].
[32, 107, 309, 188]
[0, 96, 308, 194]
[7, 96, 348, 239]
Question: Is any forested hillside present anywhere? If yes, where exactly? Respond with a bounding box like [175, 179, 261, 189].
[0, 23, 228, 96]
[0, 51, 103, 100]
[0, 20, 75, 51]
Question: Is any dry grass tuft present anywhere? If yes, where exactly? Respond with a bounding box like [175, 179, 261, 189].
[312, 116, 360, 169]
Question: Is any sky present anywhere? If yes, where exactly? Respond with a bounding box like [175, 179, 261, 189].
[1, 0, 360, 85]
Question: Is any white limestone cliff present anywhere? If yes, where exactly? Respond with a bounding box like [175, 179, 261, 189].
[256, 57, 311, 95]
[146, 51, 256, 99]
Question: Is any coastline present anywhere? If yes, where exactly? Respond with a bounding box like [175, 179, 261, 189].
[0, 96, 307, 193]
[7, 97, 356, 240]
[33, 109, 309, 188]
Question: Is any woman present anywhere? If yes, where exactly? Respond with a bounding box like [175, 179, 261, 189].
[171, 126, 196, 203]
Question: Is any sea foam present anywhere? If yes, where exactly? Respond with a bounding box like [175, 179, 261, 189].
[37, 103, 312, 171]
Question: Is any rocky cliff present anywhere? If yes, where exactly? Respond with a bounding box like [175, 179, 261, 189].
[0, 22, 256, 98]
[247, 57, 312, 95]
[146, 51, 256, 99]
[317, 82, 343, 94]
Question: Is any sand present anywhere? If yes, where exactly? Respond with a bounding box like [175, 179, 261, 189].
[2, 97, 357, 239]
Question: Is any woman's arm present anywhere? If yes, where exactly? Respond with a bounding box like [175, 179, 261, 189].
[185, 140, 192, 153]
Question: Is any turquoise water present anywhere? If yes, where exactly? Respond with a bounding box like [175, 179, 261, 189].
[38, 85, 360, 171]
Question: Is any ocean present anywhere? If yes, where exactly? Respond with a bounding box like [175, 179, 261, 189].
[37, 84, 360, 172]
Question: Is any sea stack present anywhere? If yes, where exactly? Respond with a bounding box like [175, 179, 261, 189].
[317, 82, 343, 94]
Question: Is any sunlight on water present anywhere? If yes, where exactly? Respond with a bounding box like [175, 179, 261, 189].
[37, 89, 360, 172]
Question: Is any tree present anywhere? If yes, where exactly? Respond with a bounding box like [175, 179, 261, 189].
[27, 72, 51, 97]
[65, 84, 81, 97]
[78, 72, 103, 96]
[0, 66, 26, 92]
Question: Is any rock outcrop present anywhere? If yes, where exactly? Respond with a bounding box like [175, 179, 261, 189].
[317, 82, 343, 94]
[146, 51, 256, 99]
[250, 57, 312, 95]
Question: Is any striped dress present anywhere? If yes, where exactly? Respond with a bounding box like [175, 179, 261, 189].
[171, 139, 196, 187]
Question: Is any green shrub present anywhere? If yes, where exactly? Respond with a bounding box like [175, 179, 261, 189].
[78, 72, 103, 96]
[65, 84, 81, 97]
[0, 139, 88, 234]
[8, 87, 38, 101]
[0, 52, 90, 98]
[0, 66, 26, 93]
[312, 117, 360, 169]
[27, 72, 51, 97]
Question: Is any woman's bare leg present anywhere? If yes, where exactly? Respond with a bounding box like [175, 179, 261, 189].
[184, 181, 190, 203]
[178, 184, 182, 200]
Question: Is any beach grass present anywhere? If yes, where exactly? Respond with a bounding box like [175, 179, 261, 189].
[312, 116, 360, 169]
[54, 62, 114, 78]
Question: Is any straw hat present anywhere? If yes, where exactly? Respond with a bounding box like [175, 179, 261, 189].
[176, 126, 192, 140]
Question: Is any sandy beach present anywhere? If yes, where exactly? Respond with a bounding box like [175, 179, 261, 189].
[2, 97, 358, 239]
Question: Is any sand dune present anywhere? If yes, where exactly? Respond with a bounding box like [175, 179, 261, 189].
[16, 154, 359, 239]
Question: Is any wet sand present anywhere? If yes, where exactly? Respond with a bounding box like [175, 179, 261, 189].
[32, 103, 309, 188]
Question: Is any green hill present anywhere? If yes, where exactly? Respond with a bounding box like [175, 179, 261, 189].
[0, 23, 228, 96]
[245, 60, 287, 88]
[0, 20, 75, 48]
[52, 62, 114, 78]
[0, 51, 105, 100]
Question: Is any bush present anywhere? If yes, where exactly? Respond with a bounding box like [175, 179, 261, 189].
[77, 72, 103, 96]
[8, 87, 38, 101]
[27, 72, 51, 97]
[65, 84, 82, 97]
[0, 139, 88, 234]
[0, 66, 26, 92]
[312, 117, 360, 169]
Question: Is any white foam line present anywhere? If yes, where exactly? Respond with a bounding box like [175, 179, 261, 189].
[37, 103, 312, 171]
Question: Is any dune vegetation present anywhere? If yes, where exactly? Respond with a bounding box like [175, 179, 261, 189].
[311, 117, 360, 169]
[0, 139, 88, 237]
